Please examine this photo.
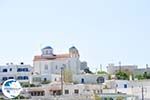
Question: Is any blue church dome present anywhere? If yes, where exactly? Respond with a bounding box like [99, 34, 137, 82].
[43, 46, 53, 49]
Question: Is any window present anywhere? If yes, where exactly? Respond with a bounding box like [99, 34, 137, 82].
[18, 68, 29, 72]
[44, 78, 47, 81]
[65, 90, 69, 94]
[18, 76, 23, 80]
[124, 84, 127, 88]
[17, 76, 28, 80]
[17, 68, 22, 72]
[25, 68, 29, 71]
[74, 89, 79, 94]
[2, 77, 7, 81]
[9, 77, 14, 79]
[45, 65, 48, 70]
[46, 50, 49, 54]
[97, 77, 104, 84]
[23, 68, 28, 72]
[116, 84, 118, 87]
[3, 69, 7, 72]
[10, 68, 12, 71]
[17, 76, 22, 80]
[24, 76, 29, 80]
[81, 78, 84, 83]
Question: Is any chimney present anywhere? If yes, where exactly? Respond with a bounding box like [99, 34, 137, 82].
[20, 62, 24, 65]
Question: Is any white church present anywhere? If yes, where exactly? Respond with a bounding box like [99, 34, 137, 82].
[31, 46, 106, 85]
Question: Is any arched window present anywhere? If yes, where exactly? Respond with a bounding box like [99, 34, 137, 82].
[45, 64, 48, 70]
[97, 77, 105, 84]
[81, 78, 84, 83]
[44, 78, 47, 82]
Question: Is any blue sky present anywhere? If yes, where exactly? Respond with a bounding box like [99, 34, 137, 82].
[0, 0, 150, 71]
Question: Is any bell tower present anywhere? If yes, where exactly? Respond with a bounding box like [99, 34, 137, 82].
[69, 46, 79, 58]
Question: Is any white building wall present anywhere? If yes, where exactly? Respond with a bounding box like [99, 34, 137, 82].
[0, 64, 33, 83]
[73, 74, 107, 84]
[107, 65, 138, 74]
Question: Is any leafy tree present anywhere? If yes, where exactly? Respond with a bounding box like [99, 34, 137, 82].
[135, 72, 150, 80]
[97, 71, 107, 75]
[143, 72, 147, 79]
[135, 75, 144, 80]
[115, 71, 129, 80]
[84, 68, 93, 74]
[143, 72, 150, 79]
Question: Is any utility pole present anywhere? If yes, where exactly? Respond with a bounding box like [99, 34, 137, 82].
[142, 85, 144, 100]
[61, 67, 63, 95]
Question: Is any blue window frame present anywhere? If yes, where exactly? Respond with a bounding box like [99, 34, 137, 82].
[10, 68, 12, 71]
[17, 76, 23, 80]
[23, 68, 29, 72]
[9, 77, 14, 79]
[124, 84, 127, 88]
[17, 68, 29, 72]
[24, 76, 29, 80]
[2, 77, 7, 81]
[81, 78, 85, 83]
[3, 69, 7, 72]
[17, 68, 22, 72]
[17, 76, 28, 80]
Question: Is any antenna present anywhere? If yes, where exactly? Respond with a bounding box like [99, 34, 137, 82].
[100, 64, 102, 72]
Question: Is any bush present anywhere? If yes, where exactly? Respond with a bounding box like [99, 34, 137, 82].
[115, 71, 129, 80]
[22, 83, 36, 87]
[97, 71, 107, 75]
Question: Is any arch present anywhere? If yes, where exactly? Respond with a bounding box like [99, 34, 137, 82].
[81, 78, 85, 83]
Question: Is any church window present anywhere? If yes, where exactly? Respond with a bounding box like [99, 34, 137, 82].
[45, 64, 48, 70]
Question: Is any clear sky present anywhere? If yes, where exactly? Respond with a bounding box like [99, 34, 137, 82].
[0, 0, 150, 71]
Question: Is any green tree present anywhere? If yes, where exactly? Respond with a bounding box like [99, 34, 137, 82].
[97, 71, 107, 75]
[143, 72, 147, 79]
[115, 71, 129, 80]
[135, 75, 144, 80]
[143, 72, 150, 79]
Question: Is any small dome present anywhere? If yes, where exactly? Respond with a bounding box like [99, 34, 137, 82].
[43, 46, 53, 50]
[69, 46, 77, 51]
[42, 46, 53, 55]
[69, 46, 79, 58]
[70, 46, 76, 49]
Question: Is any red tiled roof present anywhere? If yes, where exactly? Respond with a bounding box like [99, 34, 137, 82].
[33, 54, 70, 61]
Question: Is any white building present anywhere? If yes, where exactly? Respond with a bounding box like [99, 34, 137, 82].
[103, 80, 150, 100]
[0, 63, 33, 84]
[32, 46, 89, 84]
[73, 74, 108, 84]
[23, 83, 102, 100]
[107, 64, 138, 75]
